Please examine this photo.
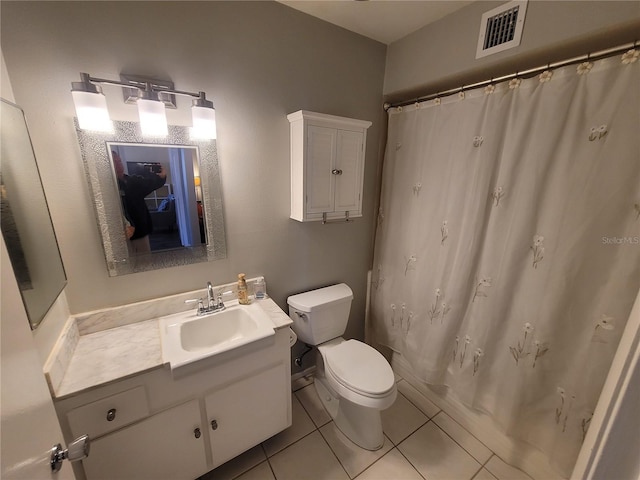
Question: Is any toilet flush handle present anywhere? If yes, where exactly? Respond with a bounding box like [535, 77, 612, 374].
[296, 311, 308, 321]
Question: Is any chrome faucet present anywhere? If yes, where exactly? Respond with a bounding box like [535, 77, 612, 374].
[207, 282, 215, 308]
[185, 281, 225, 316]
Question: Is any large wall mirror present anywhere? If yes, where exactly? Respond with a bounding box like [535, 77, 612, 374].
[76, 120, 226, 276]
[1, 99, 67, 329]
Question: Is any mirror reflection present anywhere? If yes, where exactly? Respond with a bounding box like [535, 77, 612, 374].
[1, 99, 67, 329]
[109, 144, 206, 255]
[76, 120, 226, 276]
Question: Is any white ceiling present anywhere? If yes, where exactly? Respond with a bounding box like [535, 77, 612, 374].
[277, 0, 474, 45]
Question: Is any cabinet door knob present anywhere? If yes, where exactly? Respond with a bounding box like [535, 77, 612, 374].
[194, 428, 201, 439]
[211, 419, 218, 430]
[106, 409, 116, 422]
[331, 169, 343, 175]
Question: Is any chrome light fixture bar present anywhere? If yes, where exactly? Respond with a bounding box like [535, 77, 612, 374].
[70, 72, 217, 139]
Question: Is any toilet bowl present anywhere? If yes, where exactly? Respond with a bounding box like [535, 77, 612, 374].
[314, 338, 396, 450]
[287, 284, 397, 450]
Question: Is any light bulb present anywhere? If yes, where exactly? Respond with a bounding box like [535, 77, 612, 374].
[137, 97, 168, 136]
[191, 105, 216, 140]
[71, 90, 112, 132]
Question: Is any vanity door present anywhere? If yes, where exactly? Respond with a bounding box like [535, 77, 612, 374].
[83, 400, 206, 480]
[205, 362, 289, 468]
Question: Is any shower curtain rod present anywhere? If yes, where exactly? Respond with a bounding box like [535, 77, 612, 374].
[384, 40, 638, 111]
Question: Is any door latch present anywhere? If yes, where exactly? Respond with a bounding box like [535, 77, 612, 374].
[51, 434, 90, 472]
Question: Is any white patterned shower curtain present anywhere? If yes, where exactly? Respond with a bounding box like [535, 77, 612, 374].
[371, 50, 640, 476]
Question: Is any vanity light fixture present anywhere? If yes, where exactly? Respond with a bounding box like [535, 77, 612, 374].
[70, 73, 217, 139]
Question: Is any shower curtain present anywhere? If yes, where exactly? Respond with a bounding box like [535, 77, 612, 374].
[371, 50, 640, 476]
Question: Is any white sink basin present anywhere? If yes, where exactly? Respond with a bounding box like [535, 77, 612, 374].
[159, 300, 276, 371]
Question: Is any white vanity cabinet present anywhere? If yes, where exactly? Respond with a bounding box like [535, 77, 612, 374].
[83, 400, 206, 480]
[206, 363, 288, 468]
[54, 326, 292, 480]
[288, 110, 372, 222]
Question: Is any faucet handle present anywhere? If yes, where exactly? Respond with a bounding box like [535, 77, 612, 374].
[216, 292, 225, 309]
[185, 298, 205, 312]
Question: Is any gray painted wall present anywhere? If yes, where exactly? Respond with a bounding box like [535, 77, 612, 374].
[1, 2, 386, 361]
[3, 1, 637, 366]
[384, 0, 640, 100]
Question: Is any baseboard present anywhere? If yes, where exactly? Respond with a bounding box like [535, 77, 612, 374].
[392, 353, 564, 480]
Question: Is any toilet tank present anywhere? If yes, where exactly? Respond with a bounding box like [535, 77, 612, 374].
[287, 284, 353, 345]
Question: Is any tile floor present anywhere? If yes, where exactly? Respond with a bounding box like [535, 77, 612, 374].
[200, 376, 534, 480]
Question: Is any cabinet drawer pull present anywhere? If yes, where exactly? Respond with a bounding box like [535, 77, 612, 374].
[106, 409, 116, 422]
[331, 169, 343, 175]
[211, 419, 218, 430]
[194, 428, 201, 439]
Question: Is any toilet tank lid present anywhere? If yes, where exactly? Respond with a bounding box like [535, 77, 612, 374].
[287, 283, 353, 312]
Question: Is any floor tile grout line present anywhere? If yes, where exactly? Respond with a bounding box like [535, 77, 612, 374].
[351, 446, 406, 480]
[394, 417, 487, 480]
[229, 457, 274, 480]
[483, 453, 534, 480]
[285, 378, 495, 480]
[472, 453, 499, 480]
[295, 387, 409, 480]
[223, 446, 268, 480]
[250, 381, 494, 480]
[315, 423, 359, 480]
[263, 427, 319, 459]
[260, 442, 269, 462]
[294, 385, 404, 480]
[389, 415, 431, 448]
[469, 461, 490, 480]
[483, 453, 495, 468]
[397, 381, 443, 420]
[432, 410, 495, 460]
[291, 387, 352, 478]
[394, 443, 429, 480]
[291, 374, 315, 393]
[397, 378, 497, 465]
[260, 442, 278, 480]
[293, 385, 331, 430]
[430, 417, 492, 466]
[350, 447, 392, 480]
[265, 454, 278, 480]
[227, 375, 504, 480]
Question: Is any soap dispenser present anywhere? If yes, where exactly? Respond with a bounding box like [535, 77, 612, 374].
[237, 273, 250, 305]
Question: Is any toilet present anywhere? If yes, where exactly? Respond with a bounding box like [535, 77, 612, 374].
[288, 283, 397, 450]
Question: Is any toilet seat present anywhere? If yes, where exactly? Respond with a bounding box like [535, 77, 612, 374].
[320, 340, 395, 397]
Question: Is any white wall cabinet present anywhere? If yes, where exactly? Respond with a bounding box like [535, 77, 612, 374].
[288, 110, 371, 222]
[55, 327, 291, 480]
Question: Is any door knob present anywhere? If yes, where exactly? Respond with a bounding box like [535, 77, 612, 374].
[211, 419, 218, 430]
[194, 428, 201, 439]
[331, 169, 343, 175]
[51, 434, 90, 472]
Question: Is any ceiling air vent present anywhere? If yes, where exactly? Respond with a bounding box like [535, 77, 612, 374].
[476, 0, 528, 59]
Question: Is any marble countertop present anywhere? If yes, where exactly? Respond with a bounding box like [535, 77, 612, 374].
[51, 298, 292, 399]
[56, 318, 163, 398]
